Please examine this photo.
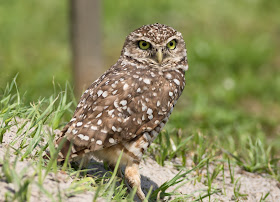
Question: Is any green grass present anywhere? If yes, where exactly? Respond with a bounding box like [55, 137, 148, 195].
[0, 79, 279, 201]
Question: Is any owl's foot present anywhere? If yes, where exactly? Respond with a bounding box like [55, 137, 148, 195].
[125, 161, 145, 201]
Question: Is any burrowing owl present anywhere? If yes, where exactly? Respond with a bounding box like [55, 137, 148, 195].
[56, 23, 188, 200]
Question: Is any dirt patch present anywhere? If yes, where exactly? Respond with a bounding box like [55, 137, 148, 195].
[0, 120, 279, 201]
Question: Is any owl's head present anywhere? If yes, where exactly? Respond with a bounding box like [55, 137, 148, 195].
[121, 23, 188, 71]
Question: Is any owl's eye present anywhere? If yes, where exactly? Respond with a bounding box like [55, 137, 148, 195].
[138, 40, 151, 50]
[167, 39, 176, 50]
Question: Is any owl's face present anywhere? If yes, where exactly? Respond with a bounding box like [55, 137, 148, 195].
[121, 23, 188, 71]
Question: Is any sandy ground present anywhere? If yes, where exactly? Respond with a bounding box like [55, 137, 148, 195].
[0, 120, 280, 201]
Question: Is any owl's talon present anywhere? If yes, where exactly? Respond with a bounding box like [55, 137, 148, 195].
[125, 162, 146, 201]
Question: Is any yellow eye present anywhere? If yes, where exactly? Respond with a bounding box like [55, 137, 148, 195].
[167, 39, 176, 50]
[138, 40, 151, 50]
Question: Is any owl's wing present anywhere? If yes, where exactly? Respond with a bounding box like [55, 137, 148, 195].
[56, 67, 183, 159]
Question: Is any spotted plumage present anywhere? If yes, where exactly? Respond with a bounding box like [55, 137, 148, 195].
[55, 23, 188, 200]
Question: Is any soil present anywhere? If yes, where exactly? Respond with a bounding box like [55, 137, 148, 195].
[0, 120, 279, 201]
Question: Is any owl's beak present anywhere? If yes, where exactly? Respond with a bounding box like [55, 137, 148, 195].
[156, 49, 163, 64]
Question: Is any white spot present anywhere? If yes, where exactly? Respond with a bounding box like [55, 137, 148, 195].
[112, 126, 117, 132]
[97, 120, 102, 125]
[66, 128, 72, 133]
[72, 129, 78, 134]
[127, 107, 132, 114]
[114, 100, 119, 108]
[91, 138, 95, 142]
[173, 79, 180, 85]
[147, 108, 153, 115]
[96, 112, 102, 118]
[84, 90, 88, 93]
[102, 91, 108, 97]
[148, 114, 153, 120]
[77, 122, 83, 127]
[146, 127, 153, 131]
[165, 73, 172, 79]
[101, 129, 108, 134]
[155, 120, 160, 124]
[157, 101, 161, 107]
[143, 78, 151, 84]
[111, 83, 117, 88]
[123, 83, 129, 90]
[109, 138, 115, 144]
[70, 118, 76, 122]
[142, 105, 147, 111]
[133, 75, 139, 78]
[137, 119, 142, 124]
[120, 100, 127, 106]
[97, 90, 103, 97]
[124, 117, 130, 122]
[117, 128, 122, 132]
[142, 115, 145, 121]
[169, 92, 173, 97]
[137, 88, 141, 93]
[96, 140, 103, 145]
[78, 134, 89, 141]
[91, 126, 98, 130]
[108, 109, 114, 116]
[153, 92, 157, 96]
[112, 90, 118, 95]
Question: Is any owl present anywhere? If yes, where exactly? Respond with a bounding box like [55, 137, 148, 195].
[55, 23, 188, 200]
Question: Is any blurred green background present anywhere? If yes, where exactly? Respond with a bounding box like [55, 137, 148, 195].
[1, 0, 280, 150]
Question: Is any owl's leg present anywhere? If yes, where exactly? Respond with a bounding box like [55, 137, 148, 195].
[108, 163, 123, 178]
[125, 161, 145, 201]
